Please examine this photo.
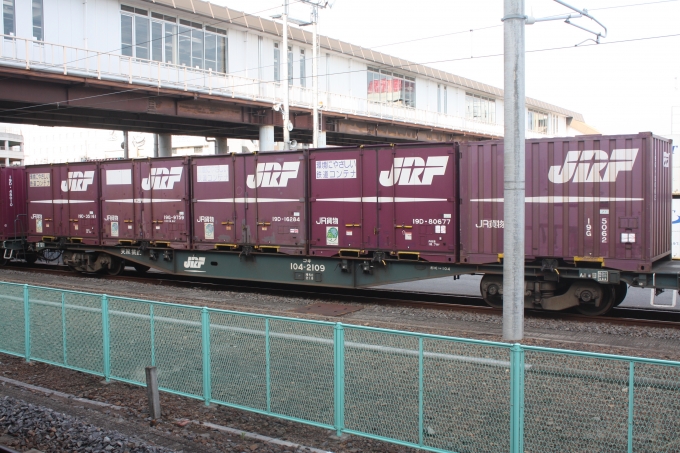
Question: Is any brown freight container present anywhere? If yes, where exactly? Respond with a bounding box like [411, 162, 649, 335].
[26, 163, 101, 245]
[0, 167, 27, 240]
[460, 132, 672, 272]
[191, 152, 306, 254]
[309, 143, 458, 263]
[100, 157, 190, 249]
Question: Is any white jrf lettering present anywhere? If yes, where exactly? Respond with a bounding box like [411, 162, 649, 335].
[247, 162, 300, 188]
[61, 171, 95, 192]
[548, 149, 639, 184]
[379, 156, 449, 187]
[142, 167, 183, 190]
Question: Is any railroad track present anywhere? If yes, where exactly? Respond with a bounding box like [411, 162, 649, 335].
[2, 262, 679, 330]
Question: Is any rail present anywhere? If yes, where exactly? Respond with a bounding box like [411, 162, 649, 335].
[1, 281, 679, 453]
[0, 34, 519, 138]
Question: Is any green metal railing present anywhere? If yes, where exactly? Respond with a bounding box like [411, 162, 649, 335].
[1, 281, 680, 453]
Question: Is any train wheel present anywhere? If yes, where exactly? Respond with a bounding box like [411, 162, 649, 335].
[576, 284, 615, 316]
[23, 254, 38, 265]
[106, 258, 125, 276]
[133, 263, 150, 273]
[480, 277, 503, 309]
[613, 282, 628, 306]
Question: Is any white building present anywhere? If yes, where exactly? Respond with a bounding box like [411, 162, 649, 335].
[1, 0, 595, 161]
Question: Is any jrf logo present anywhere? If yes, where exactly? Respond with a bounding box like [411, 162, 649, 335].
[548, 149, 639, 184]
[142, 167, 183, 190]
[247, 162, 300, 188]
[183, 256, 205, 269]
[379, 156, 449, 187]
[61, 171, 95, 192]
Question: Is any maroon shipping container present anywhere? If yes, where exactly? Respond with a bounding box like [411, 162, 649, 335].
[191, 152, 306, 254]
[309, 143, 458, 263]
[100, 157, 190, 249]
[460, 132, 672, 272]
[26, 163, 101, 245]
[0, 167, 27, 240]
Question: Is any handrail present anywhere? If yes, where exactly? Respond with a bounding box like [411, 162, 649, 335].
[0, 33, 544, 138]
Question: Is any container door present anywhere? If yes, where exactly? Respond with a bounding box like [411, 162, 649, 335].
[62, 164, 99, 243]
[27, 167, 56, 240]
[251, 153, 305, 250]
[101, 163, 136, 243]
[53, 166, 69, 238]
[310, 149, 368, 251]
[144, 159, 188, 244]
[192, 157, 235, 246]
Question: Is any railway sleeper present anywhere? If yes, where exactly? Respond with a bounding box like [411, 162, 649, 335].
[480, 274, 617, 316]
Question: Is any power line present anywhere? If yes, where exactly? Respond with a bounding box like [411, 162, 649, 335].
[590, 0, 678, 10]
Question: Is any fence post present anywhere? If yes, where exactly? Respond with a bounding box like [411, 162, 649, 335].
[265, 318, 271, 413]
[201, 307, 211, 406]
[628, 361, 635, 453]
[62, 292, 67, 366]
[333, 323, 345, 437]
[418, 337, 424, 447]
[510, 343, 524, 453]
[149, 304, 156, 367]
[102, 294, 110, 382]
[23, 285, 30, 362]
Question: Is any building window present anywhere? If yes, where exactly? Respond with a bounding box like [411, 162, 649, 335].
[32, 0, 43, 41]
[367, 67, 416, 108]
[528, 109, 548, 133]
[300, 49, 306, 88]
[274, 43, 280, 82]
[120, 7, 226, 73]
[3, 0, 15, 36]
[438, 85, 447, 114]
[287, 45, 293, 86]
[550, 114, 559, 135]
[465, 93, 496, 123]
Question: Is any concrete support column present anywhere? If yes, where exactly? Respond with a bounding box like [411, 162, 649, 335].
[259, 126, 275, 152]
[123, 132, 129, 159]
[4, 158, 8, 166]
[3, 140, 7, 151]
[215, 137, 228, 155]
[317, 131, 327, 148]
[158, 134, 172, 157]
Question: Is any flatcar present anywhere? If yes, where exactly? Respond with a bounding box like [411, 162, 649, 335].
[1, 132, 677, 316]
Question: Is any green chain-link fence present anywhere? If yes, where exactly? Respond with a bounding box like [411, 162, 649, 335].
[1, 280, 679, 453]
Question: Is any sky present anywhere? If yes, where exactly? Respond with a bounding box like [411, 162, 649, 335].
[213, 0, 680, 136]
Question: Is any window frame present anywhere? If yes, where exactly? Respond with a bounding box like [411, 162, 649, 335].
[3, 0, 15, 37]
[367, 66, 416, 108]
[465, 92, 496, 124]
[32, 0, 43, 41]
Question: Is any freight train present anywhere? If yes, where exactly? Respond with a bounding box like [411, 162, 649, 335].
[0, 132, 677, 316]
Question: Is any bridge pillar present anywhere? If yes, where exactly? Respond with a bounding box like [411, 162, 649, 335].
[215, 137, 228, 155]
[318, 131, 327, 148]
[259, 125, 275, 152]
[158, 134, 172, 157]
[123, 132, 129, 159]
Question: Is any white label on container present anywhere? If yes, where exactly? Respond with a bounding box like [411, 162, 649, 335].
[156, 226, 160, 230]
[106, 169, 132, 185]
[111, 222, 119, 237]
[346, 231, 352, 236]
[128, 225, 133, 230]
[326, 226, 339, 245]
[205, 222, 214, 240]
[36, 219, 42, 233]
[404, 232, 412, 240]
[435, 225, 447, 234]
[621, 233, 636, 243]
[315, 160, 357, 179]
[197, 165, 229, 182]
[30, 173, 50, 188]
[290, 228, 299, 234]
[294, 212, 300, 217]
[600, 209, 609, 215]
[443, 213, 451, 219]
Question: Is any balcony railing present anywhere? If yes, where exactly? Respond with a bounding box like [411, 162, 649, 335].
[0, 35, 524, 138]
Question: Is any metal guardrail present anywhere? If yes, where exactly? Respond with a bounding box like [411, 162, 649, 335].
[0, 281, 679, 453]
[0, 34, 521, 138]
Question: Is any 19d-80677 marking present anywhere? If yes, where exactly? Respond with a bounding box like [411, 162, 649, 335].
[413, 218, 451, 225]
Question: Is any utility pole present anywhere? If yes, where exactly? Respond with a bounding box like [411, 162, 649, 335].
[282, 0, 290, 150]
[502, 0, 526, 342]
[501, 0, 606, 341]
[312, 6, 319, 148]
